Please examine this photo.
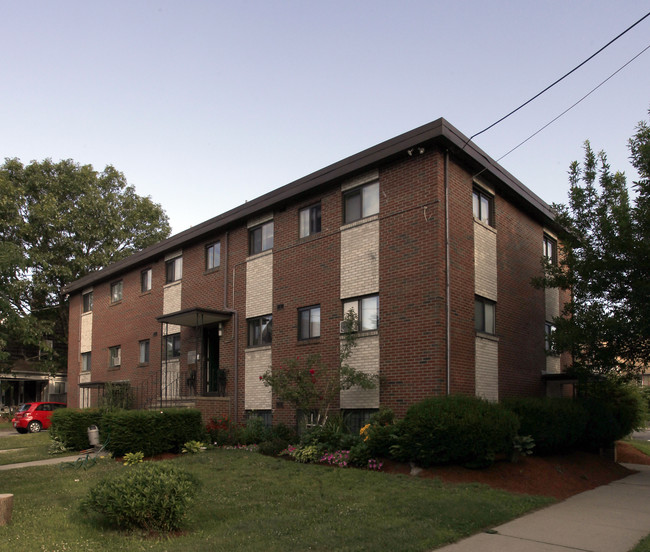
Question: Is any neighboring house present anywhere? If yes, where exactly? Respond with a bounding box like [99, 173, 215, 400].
[64, 118, 571, 428]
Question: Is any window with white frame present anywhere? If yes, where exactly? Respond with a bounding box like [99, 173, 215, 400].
[475, 296, 496, 335]
[249, 221, 274, 255]
[110, 281, 123, 303]
[108, 346, 121, 368]
[545, 322, 556, 352]
[343, 181, 379, 224]
[343, 295, 379, 331]
[299, 204, 321, 238]
[165, 256, 183, 283]
[298, 305, 321, 340]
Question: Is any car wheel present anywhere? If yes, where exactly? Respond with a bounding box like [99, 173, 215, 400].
[27, 421, 42, 433]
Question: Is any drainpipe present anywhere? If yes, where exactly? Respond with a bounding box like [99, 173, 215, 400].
[445, 150, 451, 395]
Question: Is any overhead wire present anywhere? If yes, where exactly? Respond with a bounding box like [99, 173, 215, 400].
[464, 10, 650, 147]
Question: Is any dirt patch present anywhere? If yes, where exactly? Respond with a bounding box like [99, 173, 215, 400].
[381, 446, 636, 500]
[617, 441, 650, 465]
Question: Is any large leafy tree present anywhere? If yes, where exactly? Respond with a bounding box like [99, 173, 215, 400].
[0, 158, 171, 372]
[539, 111, 650, 380]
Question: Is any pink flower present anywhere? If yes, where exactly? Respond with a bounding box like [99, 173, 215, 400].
[259, 375, 263, 380]
[309, 369, 315, 375]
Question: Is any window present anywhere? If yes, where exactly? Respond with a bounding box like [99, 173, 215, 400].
[249, 221, 274, 255]
[342, 409, 378, 435]
[109, 346, 121, 368]
[475, 296, 496, 334]
[164, 333, 181, 358]
[343, 295, 379, 331]
[299, 306, 320, 340]
[473, 188, 494, 226]
[545, 322, 556, 352]
[165, 256, 183, 283]
[82, 291, 93, 313]
[206, 242, 221, 270]
[245, 410, 272, 428]
[299, 204, 321, 238]
[543, 235, 557, 265]
[139, 340, 150, 364]
[247, 315, 272, 347]
[81, 352, 91, 372]
[344, 181, 379, 224]
[141, 268, 152, 292]
[110, 281, 123, 303]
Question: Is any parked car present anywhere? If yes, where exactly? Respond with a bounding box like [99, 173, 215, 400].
[11, 402, 67, 433]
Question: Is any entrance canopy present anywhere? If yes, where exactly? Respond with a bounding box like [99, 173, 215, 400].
[156, 307, 232, 328]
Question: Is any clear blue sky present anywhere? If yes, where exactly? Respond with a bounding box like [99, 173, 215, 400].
[2, 1, 649, 234]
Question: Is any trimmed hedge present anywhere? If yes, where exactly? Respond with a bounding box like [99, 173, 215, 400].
[103, 409, 205, 457]
[50, 408, 105, 450]
[503, 397, 588, 455]
[394, 395, 519, 468]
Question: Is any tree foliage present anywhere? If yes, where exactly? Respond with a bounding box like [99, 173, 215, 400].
[537, 111, 650, 380]
[0, 158, 171, 372]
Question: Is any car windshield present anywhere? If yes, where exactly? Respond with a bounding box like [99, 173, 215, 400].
[17, 404, 31, 412]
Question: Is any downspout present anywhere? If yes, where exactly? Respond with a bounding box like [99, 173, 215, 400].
[445, 150, 451, 395]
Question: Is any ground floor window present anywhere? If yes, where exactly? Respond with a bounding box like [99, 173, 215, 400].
[245, 409, 272, 428]
[342, 408, 378, 435]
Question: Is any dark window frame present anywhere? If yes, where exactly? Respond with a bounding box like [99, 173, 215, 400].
[139, 339, 150, 364]
[82, 291, 93, 313]
[475, 296, 496, 335]
[472, 188, 494, 227]
[110, 281, 123, 304]
[165, 256, 183, 284]
[140, 268, 152, 293]
[164, 333, 181, 358]
[342, 294, 379, 332]
[81, 352, 91, 372]
[206, 242, 221, 271]
[343, 181, 379, 225]
[545, 322, 556, 352]
[108, 345, 121, 368]
[543, 234, 557, 265]
[298, 305, 321, 340]
[299, 203, 322, 238]
[247, 315, 273, 347]
[249, 221, 274, 255]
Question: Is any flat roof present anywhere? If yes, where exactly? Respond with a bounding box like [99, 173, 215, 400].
[65, 118, 558, 294]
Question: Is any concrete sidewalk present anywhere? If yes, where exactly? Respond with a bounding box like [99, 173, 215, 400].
[437, 463, 650, 552]
[0, 454, 88, 471]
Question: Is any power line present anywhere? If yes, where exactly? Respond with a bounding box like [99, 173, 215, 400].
[495, 42, 650, 164]
[465, 10, 650, 146]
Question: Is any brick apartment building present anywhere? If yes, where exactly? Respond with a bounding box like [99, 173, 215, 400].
[64, 118, 570, 428]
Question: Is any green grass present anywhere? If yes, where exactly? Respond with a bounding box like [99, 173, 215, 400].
[632, 534, 650, 552]
[0, 431, 75, 465]
[0, 449, 554, 552]
[625, 438, 650, 457]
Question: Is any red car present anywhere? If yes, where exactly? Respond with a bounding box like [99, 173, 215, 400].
[12, 402, 67, 433]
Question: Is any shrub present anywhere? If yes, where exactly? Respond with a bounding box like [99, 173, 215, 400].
[82, 462, 200, 532]
[503, 397, 588, 455]
[269, 423, 298, 444]
[258, 438, 290, 457]
[579, 381, 646, 449]
[241, 415, 271, 445]
[50, 408, 105, 450]
[393, 395, 519, 468]
[206, 416, 241, 446]
[102, 409, 205, 457]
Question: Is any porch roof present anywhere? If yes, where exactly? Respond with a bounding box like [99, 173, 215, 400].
[156, 307, 232, 328]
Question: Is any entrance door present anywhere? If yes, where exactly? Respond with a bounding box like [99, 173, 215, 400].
[204, 327, 220, 394]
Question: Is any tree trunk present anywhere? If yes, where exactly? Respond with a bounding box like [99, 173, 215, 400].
[0, 494, 13, 526]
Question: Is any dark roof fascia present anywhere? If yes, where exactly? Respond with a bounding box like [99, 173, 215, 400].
[65, 118, 558, 294]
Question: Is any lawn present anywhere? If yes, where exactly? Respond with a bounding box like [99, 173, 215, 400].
[0, 431, 77, 465]
[0, 448, 554, 552]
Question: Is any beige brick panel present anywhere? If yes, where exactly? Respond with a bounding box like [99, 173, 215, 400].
[80, 312, 92, 353]
[340, 220, 379, 299]
[246, 253, 273, 317]
[245, 347, 272, 410]
[163, 281, 182, 314]
[340, 334, 380, 409]
[340, 170, 379, 192]
[545, 287, 560, 319]
[545, 355, 561, 375]
[79, 372, 91, 384]
[475, 336, 498, 402]
[474, 221, 497, 301]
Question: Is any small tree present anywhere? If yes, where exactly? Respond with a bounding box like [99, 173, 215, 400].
[260, 310, 377, 426]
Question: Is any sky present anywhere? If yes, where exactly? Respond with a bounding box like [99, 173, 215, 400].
[2, 1, 649, 235]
